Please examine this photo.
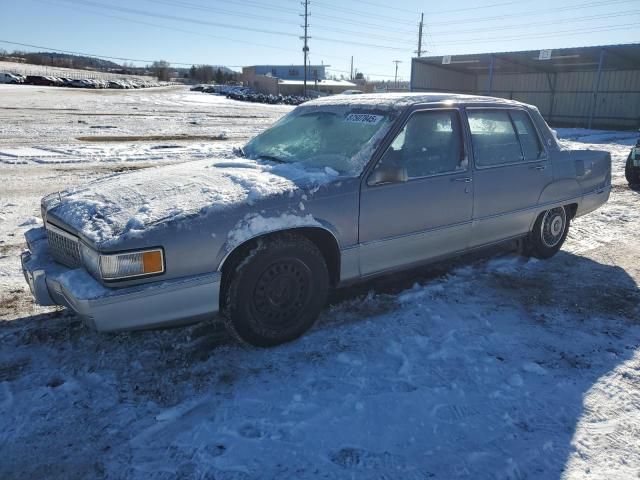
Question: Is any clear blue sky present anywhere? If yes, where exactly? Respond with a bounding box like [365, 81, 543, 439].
[1, 0, 639, 80]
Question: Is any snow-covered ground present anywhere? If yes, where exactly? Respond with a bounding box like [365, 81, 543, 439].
[1, 85, 639, 479]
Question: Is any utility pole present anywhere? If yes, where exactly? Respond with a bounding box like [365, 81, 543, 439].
[350, 55, 354, 80]
[393, 60, 401, 88]
[417, 13, 424, 57]
[300, 0, 310, 96]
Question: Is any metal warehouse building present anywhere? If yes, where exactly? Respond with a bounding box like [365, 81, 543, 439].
[411, 43, 640, 130]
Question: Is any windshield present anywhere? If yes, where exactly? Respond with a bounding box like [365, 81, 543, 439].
[243, 107, 396, 175]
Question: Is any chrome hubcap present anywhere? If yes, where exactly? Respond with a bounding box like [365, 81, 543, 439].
[550, 216, 563, 237]
[541, 207, 566, 248]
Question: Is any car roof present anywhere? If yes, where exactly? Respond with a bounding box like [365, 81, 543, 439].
[304, 92, 530, 110]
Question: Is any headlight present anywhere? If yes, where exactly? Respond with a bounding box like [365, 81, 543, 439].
[81, 244, 164, 281]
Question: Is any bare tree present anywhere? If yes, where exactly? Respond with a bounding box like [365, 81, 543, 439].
[151, 60, 171, 81]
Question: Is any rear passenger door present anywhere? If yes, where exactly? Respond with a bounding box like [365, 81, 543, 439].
[466, 108, 552, 247]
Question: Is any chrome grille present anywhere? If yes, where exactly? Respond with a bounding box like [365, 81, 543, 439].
[46, 223, 82, 268]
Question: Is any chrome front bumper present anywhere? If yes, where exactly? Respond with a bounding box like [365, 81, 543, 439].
[21, 227, 221, 331]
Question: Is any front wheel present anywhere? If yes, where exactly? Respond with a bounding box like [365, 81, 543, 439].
[222, 233, 329, 347]
[524, 206, 569, 259]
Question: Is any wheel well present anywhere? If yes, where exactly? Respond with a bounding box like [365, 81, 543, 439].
[219, 227, 341, 310]
[564, 203, 578, 220]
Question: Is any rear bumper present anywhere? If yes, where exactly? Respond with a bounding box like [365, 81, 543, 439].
[21, 227, 221, 331]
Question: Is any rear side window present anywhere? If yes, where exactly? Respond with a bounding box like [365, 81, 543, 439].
[467, 110, 523, 167]
[510, 110, 544, 160]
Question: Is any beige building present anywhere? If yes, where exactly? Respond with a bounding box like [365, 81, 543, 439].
[242, 65, 357, 96]
[411, 43, 640, 130]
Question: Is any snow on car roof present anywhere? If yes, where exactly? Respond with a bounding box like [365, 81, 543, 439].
[305, 92, 528, 110]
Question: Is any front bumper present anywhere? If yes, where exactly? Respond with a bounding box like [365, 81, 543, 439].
[21, 227, 221, 331]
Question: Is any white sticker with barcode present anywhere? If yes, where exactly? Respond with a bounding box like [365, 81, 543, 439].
[344, 113, 383, 124]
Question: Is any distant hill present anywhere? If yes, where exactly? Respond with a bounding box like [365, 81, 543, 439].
[0, 51, 123, 71]
[0, 50, 238, 81]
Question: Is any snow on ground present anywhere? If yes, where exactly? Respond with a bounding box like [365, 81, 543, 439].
[0, 86, 639, 479]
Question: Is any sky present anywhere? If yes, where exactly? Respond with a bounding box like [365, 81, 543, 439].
[1, 0, 639, 81]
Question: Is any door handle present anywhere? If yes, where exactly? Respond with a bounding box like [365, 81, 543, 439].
[453, 177, 472, 183]
[531, 164, 547, 171]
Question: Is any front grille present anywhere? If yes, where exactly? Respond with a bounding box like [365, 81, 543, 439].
[46, 223, 82, 268]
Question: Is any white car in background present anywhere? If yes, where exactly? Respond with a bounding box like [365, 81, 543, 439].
[0, 72, 23, 84]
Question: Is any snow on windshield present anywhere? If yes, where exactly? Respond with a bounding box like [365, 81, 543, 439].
[243, 105, 398, 176]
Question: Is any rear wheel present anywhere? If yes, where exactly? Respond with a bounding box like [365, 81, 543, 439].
[222, 233, 329, 347]
[524, 206, 569, 259]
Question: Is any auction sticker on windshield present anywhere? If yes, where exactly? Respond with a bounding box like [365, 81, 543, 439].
[344, 113, 384, 124]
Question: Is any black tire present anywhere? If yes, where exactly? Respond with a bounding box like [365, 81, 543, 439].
[524, 206, 570, 259]
[625, 153, 640, 186]
[222, 233, 329, 347]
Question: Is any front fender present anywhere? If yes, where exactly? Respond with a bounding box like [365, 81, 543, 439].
[215, 212, 341, 270]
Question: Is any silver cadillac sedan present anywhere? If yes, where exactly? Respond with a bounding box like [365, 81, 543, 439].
[21, 93, 611, 346]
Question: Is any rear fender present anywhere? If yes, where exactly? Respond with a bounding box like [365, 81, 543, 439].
[537, 179, 581, 205]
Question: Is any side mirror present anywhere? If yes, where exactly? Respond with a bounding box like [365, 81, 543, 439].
[368, 165, 408, 185]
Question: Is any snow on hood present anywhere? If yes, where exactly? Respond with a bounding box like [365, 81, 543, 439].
[45, 157, 336, 244]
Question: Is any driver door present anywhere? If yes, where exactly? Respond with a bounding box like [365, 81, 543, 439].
[358, 108, 474, 276]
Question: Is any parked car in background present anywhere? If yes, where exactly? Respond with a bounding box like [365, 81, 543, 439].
[1, 73, 162, 89]
[25, 75, 57, 86]
[21, 93, 611, 347]
[0, 72, 23, 84]
[626, 138, 640, 187]
[341, 89, 364, 95]
[70, 79, 91, 88]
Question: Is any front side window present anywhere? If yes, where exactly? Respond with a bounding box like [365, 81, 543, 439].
[467, 110, 523, 167]
[375, 110, 466, 179]
[243, 108, 396, 175]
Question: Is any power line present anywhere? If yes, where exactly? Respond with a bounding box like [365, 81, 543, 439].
[313, 0, 638, 34]
[428, 10, 640, 36]
[144, 0, 299, 26]
[425, 0, 638, 26]
[53, 0, 300, 38]
[312, 0, 524, 16]
[429, 22, 640, 47]
[32, 0, 409, 72]
[146, 0, 417, 44]
[49, 0, 413, 51]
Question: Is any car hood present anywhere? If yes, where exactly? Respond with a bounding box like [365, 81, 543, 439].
[44, 157, 340, 245]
